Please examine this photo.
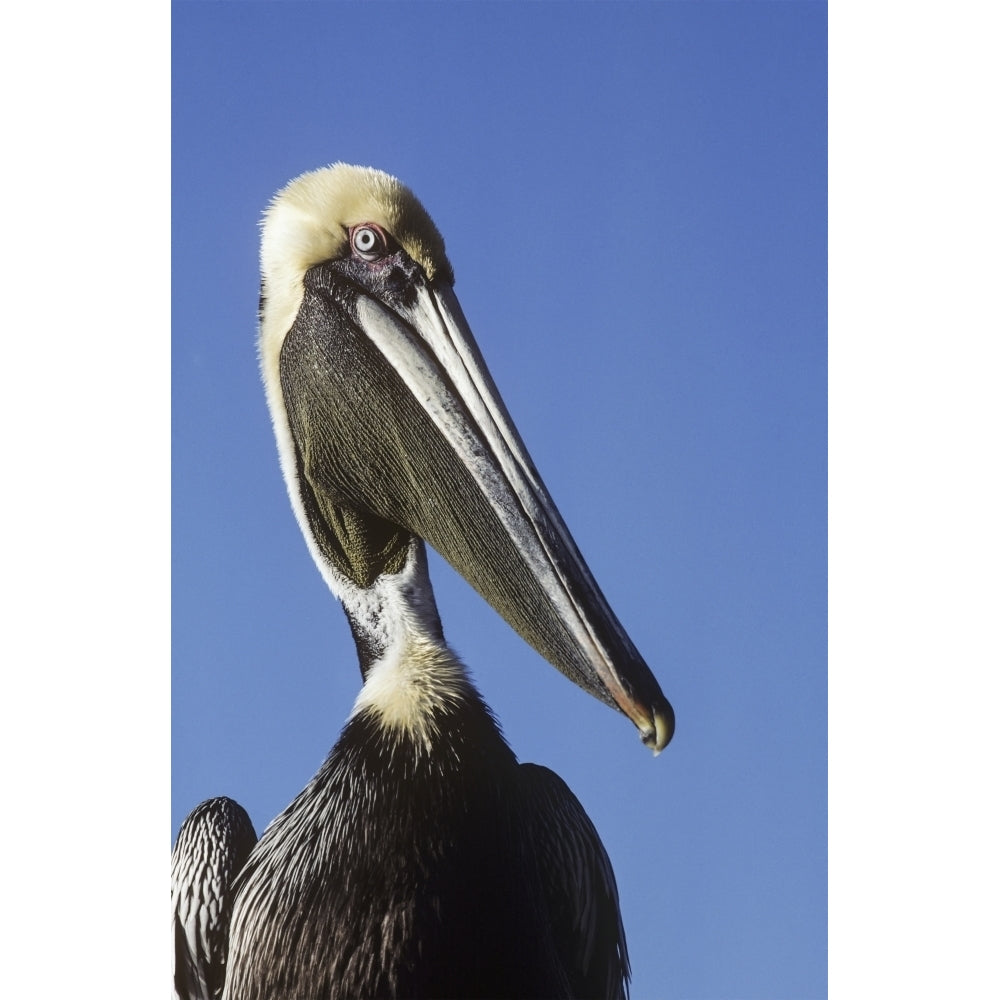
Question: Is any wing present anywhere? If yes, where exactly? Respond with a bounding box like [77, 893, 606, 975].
[171, 797, 258, 1000]
[517, 763, 631, 1000]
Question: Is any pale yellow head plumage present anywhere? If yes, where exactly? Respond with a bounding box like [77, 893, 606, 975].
[262, 163, 451, 280]
[259, 163, 452, 369]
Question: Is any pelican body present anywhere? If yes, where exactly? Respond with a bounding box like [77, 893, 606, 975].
[172, 164, 674, 1000]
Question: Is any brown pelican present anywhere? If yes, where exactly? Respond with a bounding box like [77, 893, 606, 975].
[172, 163, 674, 999]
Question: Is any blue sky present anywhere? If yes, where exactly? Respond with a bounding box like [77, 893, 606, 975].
[172, 4, 826, 998]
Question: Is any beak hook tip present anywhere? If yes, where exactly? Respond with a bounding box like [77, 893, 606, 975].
[640, 700, 675, 755]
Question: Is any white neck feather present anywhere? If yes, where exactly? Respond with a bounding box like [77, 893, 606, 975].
[347, 539, 473, 753]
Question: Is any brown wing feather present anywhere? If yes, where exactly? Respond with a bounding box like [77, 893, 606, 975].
[517, 763, 631, 1000]
[171, 797, 257, 1000]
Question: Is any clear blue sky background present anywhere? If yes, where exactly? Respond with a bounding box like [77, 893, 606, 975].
[172, 4, 827, 998]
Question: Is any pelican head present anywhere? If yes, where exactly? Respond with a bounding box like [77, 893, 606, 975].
[257, 163, 673, 753]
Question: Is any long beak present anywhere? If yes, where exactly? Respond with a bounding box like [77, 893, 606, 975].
[279, 268, 674, 752]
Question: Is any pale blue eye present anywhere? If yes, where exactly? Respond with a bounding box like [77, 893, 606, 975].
[352, 226, 382, 260]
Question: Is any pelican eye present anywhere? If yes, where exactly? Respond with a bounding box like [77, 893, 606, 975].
[350, 224, 388, 262]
